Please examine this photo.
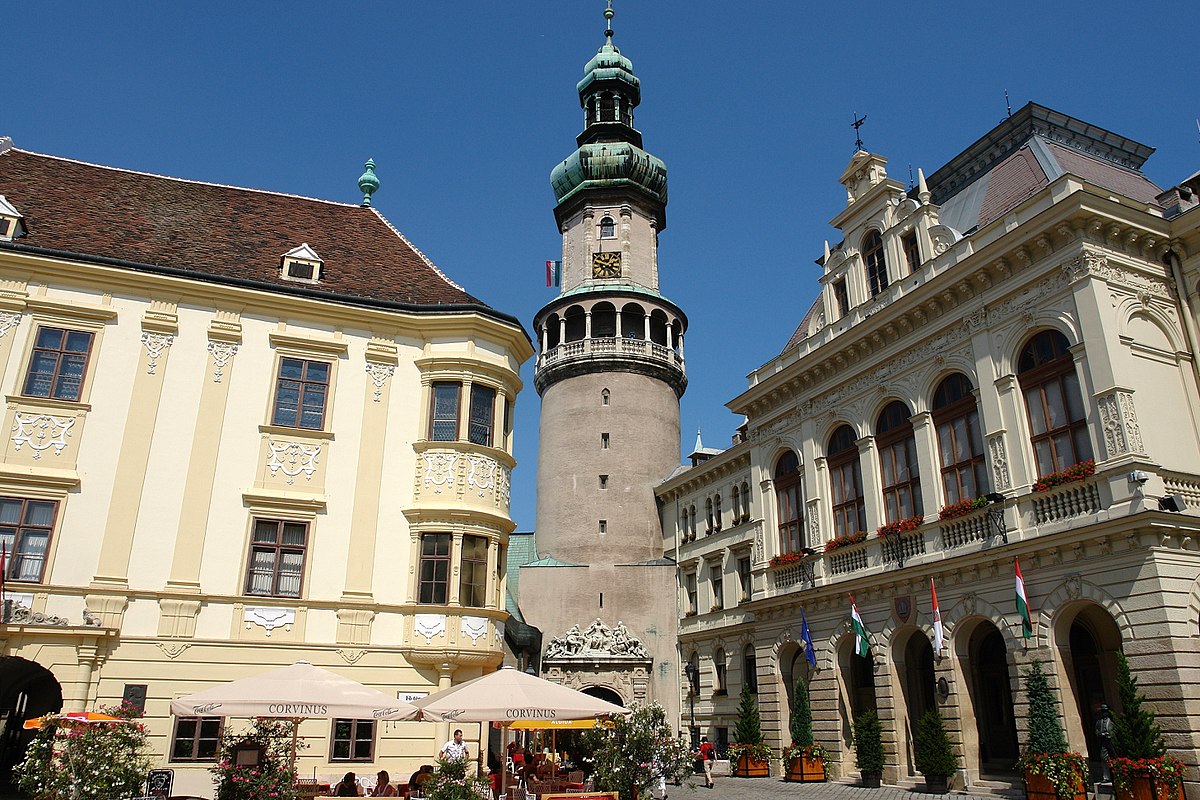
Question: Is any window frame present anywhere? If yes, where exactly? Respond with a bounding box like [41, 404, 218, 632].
[244, 518, 309, 598]
[468, 383, 497, 447]
[458, 534, 489, 608]
[709, 562, 723, 611]
[932, 374, 989, 505]
[22, 326, 96, 403]
[170, 716, 223, 762]
[775, 452, 803, 554]
[598, 216, 617, 239]
[330, 718, 376, 762]
[828, 426, 866, 537]
[0, 496, 60, 584]
[685, 572, 697, 615]
[713, 649, 727, 696]
[1018, 332, 1093, 475]
[270, 356, 332, 431]
[901, 232, 921, 273]
[743, 650, 758, 694]
[736, 555, 752, 602]
[430, 381, 462, 442]
[876, 402, 923, 523]
[832, 278, 850, 319]
[863, 230, 889, 297]
[417, 532, 453, 605]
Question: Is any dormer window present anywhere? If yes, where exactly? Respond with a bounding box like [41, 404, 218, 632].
[280, 244, 323, 284]
[0, 195, 24, 242]
[863, 230, 889, 297]
[599, 216, 616, 239]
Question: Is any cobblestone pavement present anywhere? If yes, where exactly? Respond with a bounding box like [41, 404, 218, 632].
[664, 776, 1022, 800]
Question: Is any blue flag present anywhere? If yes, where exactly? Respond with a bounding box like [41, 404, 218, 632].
[800, 609, 817, 666]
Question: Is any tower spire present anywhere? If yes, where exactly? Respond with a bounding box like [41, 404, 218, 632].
[605, 0, 614, 38]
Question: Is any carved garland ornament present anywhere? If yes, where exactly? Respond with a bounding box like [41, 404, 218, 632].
[413, 613, 447, 643]
[207, 341, 239, 383]
[422, 451, 459, 493]
[244, 606, 294, 636]
[364, 361, 396, 402]
[12, 413, 75, 459]
[141, 332, 174, 374]
[0, 311, 22, 338]
[987, 434, 1011, 491]
[266, 439, 321, 484]
[460, 616, 489, 644]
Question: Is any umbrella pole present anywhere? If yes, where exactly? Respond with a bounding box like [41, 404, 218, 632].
[290, 718, 300, 772]
[501, 724, 508, 799]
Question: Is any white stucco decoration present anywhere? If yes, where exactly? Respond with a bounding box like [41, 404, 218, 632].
[244, 606, 295, 636]
[414, 614, 447, 643]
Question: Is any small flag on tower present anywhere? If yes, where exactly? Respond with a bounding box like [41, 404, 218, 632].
[849, 595, 870, 658]
[1015, 557, 1032, 639]
[800, 608, 817, 666]
[930, 578, 943, 653]
[545, 260, 562, 288]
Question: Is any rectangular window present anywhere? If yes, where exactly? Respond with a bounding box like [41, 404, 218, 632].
[271, 357, 330, 430]
[468, 384, 496, 446]
[459, 534, 488, 608]
[902, 233, 921, 273]
[601, 432, 610, 449]
[598, 519, 607, 534]
[599, 475, 608, 489]
[710, 564, 723, 611]
[685, 572, 697, 615]
[737, 556, 752, 601]
[245, 519, 308, 597]
[23, 327, 94, 402]
[832, 279, 850, 319]
[744, 652, 758, 694]
[330, 719, 375, 762]
[418, 533, 452, 604]
[171, 717, 222, 762]
[0, 497, 58, 583]
[430, 382, 461, 441]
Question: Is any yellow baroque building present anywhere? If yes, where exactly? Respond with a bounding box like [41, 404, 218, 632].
[0, 140, 532, 795]
[661, 104, 1200, 794]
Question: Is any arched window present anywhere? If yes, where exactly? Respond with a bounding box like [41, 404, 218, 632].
[599, 216, 616, 239]
[863, 230, 889, 297]
[876, 401, 922, 522]
[741, 480, 751, 522]
[932, 374, 988, 504]
[828, 425, 866, 536]
[705, 498, 714, 534]
[1018, 330, 1093, 475]
[743, 649, 758, 694]
[775, 451, 802, 554]
[731, 485, 741, 525]
[689, 504, 697, 538]
[713, 493, 723, 531]
[713, 648, 727, 695]
[599, 93, 616, 122]
[680, 508, 690, 542]
[601, 388, 610, 405]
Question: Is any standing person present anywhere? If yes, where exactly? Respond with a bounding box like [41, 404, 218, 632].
[370, 771, 398, 797]
[439, 729, 471, 762]
[698, 737, 716, 788]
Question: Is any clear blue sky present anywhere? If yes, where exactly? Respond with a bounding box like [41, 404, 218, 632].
[6, 2, 1196, 531]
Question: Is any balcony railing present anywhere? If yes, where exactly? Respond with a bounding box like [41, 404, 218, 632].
[537, 336, 685, 374]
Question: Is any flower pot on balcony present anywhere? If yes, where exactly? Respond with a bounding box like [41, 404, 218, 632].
[1113, 773, 1185, 800]
[784, 755, 826, 782]
[733, 753, 769, 778]
[1023, 768, 1086, 800]
[860, 771, 882, 789]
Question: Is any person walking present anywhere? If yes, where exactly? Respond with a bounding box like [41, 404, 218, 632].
[698, 737, 716, 788]
[439, 729, 471, 762]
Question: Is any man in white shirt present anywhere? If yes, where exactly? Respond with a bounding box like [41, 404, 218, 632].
[439, 729, 470, 762]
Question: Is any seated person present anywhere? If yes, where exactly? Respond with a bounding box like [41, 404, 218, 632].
[407, 766, 434, 797]
[371, 770, 398, 797]
[334, 772, 363, 797]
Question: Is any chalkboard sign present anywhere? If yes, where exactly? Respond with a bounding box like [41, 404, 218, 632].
[146, 769, 173, 798]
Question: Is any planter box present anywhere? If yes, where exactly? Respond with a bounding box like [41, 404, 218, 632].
[784, 756, 826, 783]
[1024, 768, 1086, 800]
[732, 753, 770, 778]
[861, 771, 882, 789]
[1114, 774, 1184, 800]
[923, 775, 949, 793]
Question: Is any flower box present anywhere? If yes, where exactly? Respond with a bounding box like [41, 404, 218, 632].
[732, 752, 770, 778]
[783, 755, 826, 783]
[823, 531, 867, 553]
[1018, 752, 1087, 800]
[938, 496, 989, 520]
[768, 551, 806, 568]
[1110, 757, 1187, 800]
[1024, 769, 1086, 800]
[1032, 459, 1095, 492]
[875, 515, 923, 538]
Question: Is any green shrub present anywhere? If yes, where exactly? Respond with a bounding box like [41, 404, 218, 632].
[733, 682, 763, 746]
[789, 678, 813, 748]
[852, 710, 884, 774]
[914, 710, 959, 780]
[1111, 651, 1166, 760]
[1024, 661, 1068, 755]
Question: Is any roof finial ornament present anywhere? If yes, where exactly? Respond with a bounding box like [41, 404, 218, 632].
[851, 112, 868, 152]
[604, 0, 615, 40]
[358, 158, 379, 207]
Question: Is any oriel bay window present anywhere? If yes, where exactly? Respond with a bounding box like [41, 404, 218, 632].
[828, 425, 866, 536]
[418, 533, 452, 604]
[876, 401, 922, 521]
[331, 719, 375, 761]
[430, 382, 461, 441]
[1018, 330, 1093, 475]
[459, 534, 489, 607]
[775, 451, 802, 554]
[245, 519, 307, 598]
[932, 373, 988, 504]
[0, 497, 58, 583]
[468, 384, 497, 446]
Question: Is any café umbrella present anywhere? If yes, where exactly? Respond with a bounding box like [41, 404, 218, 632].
[169, 660, 427, 765]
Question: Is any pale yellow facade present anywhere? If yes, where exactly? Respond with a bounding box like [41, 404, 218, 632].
[0, 214, 532, 794]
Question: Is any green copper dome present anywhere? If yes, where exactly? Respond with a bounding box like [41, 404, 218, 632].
[550, 141, 667, 206]
[577, 41, 640, 101]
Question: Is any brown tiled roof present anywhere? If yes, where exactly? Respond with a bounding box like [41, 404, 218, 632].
[1043, 142, 1163, 206]
[781, 296, 821, 353]
[977, 146, 1048, 229]
[0, 147, 494, 311]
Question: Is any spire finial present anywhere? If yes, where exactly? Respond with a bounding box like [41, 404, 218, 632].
[694, 427, 703, 453]
[917, 168, 931, 204]
[358, 158, 379, 207]
[604, 0, 614, 39]
[851, 113, 868, 152]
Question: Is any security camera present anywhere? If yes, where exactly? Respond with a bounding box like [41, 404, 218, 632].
[1129, 470, 1150, 485]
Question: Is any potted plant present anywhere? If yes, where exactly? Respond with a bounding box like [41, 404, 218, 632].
[1109, 652, 1186, 800]
[782, 678, 827, 782]
[1015, 661, 1087, 800]
[852, 710, 885, 788]
[914, 710, 959, 793]
[729, 683, 771, 777]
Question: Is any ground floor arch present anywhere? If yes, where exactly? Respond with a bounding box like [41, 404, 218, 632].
[580, 685, 624, 707]
[1055, 601, 1122, 774]
[836, 634, 877, 765]
[892, 627, 935, 776]
[0, 656, 62, 794]
[957, 619, 1019, 776]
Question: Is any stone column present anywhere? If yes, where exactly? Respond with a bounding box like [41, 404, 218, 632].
[992, 374, 1032, 489]
[909, 411, 941, 518]
[856, 436, 883, 532]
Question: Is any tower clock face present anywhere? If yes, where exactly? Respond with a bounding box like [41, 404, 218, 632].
[592, 251, 622, 278]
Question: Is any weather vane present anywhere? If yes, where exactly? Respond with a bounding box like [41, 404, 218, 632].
[851, 113, 867, 151]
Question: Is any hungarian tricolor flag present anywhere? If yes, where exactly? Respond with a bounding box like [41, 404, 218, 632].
[545, 260, 562, 288]
[1015, 557, 1032, 639]
[849, 595, 870, 657]
[930, 578, 943, 652]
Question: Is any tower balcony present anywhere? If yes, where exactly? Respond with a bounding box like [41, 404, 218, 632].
[533, 290, 688, 396]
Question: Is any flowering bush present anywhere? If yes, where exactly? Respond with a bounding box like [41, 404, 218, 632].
[211, 717, 300, 800]
[1033, 459, 1095, 492]
[1017, 752, 1088, 798]
[875, 515, 923, 538]
[768, 550, 806, 568]
[781, 742, 828, 763]
[726, 742, 773, 762]
[1108, 755, 1186, 792]
[580, 703, 693, 800]
[938, 496, 989, 520]
[823, 531, 867, 552]
[14, 703, 151, 800]
[425, 756, 491, 800]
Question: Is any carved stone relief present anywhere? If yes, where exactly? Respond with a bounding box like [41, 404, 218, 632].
[543, 619, 651, 661]
[460, 616, 489, 644]
[266, 439, 321, 484]
[987, 434, 1011, 491]
[243, 606, 295, 636]
[0, 311, 21, 338]
[11, 413, 75, 459]
[413, 613, 447, 643]
[364, 361, 396, 402]
[141, 332, 174, 374]
[207, 341, 239, 383]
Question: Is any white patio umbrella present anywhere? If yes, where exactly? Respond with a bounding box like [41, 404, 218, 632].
[170, 660, 428, 765]
[412, 666, 628, 796]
